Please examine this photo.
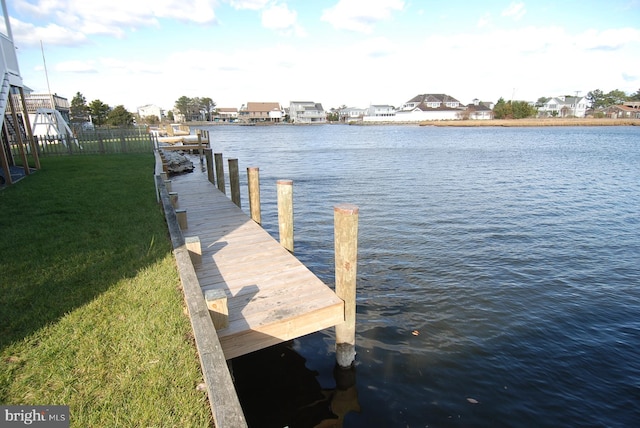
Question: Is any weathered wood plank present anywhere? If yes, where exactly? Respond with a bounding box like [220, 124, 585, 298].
[155, 164, 247, 428]
[169, 161, 345, 362]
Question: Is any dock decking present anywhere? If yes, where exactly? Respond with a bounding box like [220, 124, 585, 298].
[168, 162, 345, 360]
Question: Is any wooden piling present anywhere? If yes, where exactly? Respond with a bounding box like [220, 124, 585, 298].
[214, 153, 226, 194]
[197, 130, 204, 163]
[277, 180, 294, 253]
[204, 149, 215, 185]
[169, 192, 179, 208]
[185, 236, 202, 265]
[334, 204, 359, 369]
[164, 180, 172, 193]
[247, 167, 261, 224]
[228, 158, 241, 208]
[176, 209, 188, 230]
[205, 289, 229, 330]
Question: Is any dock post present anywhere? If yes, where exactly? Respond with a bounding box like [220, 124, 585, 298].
[197, 130, 204, 163]
[205, 149, 215, 185]
[164, 180, 172, 193]
[176, 209, 188, 230]
[214, 153, 226, 194]
[334, 204, 359, 369]
[185, 236, 202, 265]
[169, 192, 179, 208]
[247, 167, 261, 224]
[277, 180, 294, 253]
[229, 158, 241, 208]
[205, 289, 229, 330]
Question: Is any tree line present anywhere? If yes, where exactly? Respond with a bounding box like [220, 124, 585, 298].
[69, 92, 135, 128]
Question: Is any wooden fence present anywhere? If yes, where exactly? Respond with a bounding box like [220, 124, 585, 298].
[16, 129, 157, 157]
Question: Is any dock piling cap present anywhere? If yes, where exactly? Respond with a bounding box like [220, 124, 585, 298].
[334, 204, 359, 215]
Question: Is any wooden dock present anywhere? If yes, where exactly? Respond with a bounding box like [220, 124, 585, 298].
[166, 161, 345, 360]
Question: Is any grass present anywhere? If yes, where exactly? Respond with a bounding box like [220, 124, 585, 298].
[0, 154, 212, 427]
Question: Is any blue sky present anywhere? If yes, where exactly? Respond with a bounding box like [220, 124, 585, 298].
[6, 0, 640, 112]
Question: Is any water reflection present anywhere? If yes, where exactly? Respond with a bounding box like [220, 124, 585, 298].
[232, 341, 360, 428]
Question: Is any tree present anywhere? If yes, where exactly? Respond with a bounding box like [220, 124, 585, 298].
[604, 89, 628, 106]
[70, 92, 90, 123]
[587, 89, 605, 109]
[512, 101, 538, 119]
[89, 99, 110, 126]
[630, 89, 640, 101]
[166, 111, 174, 122]
[106, 105, 134, 126]
[493, 97, 512, 119]
[174, 96, 191, 119]
[200, 97, 216, 121]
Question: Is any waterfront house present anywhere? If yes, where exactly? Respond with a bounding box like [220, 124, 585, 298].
[215, 107, 238, 122]
[601, 103, 640, 119]
[391, 93, 464, 121]
[362, 105, 396, 122]
[137, 104, 164, 121]
[289, 101, 326, 124]
[538, 96, 588, 118]
[239, 102, 283, 123]
[338, 107, 367, 122]
[464, 99, 494, 120]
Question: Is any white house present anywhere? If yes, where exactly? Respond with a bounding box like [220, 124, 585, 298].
[363, 94, 464, 122]
[538, 96, 588, 118]
[216, 107, 238, 121]
[465, 99, 494, 120]
[289, 101, 326, 123]
[338, 107, 367, 122]
[137, 104, 164, 120]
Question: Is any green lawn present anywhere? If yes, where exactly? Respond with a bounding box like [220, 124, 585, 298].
[0, 155, 212, 427]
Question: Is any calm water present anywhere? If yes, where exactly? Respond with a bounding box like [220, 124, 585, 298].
[196, 125, 640, 427]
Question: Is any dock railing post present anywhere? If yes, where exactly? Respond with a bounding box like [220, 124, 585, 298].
[214, 153, 226, 194]
[205, 149, 215, 185]
[197, 130, 204, 163]
[229, 158, 241, 208]
[247, 167, 261, 224]
[334, 204, 359, 369]
[277, 180, 294, 253]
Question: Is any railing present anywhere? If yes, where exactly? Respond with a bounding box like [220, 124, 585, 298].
[11, 129, 156, 157]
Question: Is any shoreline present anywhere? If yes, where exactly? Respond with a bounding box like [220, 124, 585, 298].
[184, 118, 639, 128]
[418, 118, 639, 127]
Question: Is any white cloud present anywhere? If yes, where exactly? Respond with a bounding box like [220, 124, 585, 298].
[477, 13, 491, 28]
[261, 3, 306, 36]
[501, 2, 526, 21]
[228, 0, 270, 10]
[11, 0, 219, 46]
[321, 0, 405, 34]
[11, 18, 89, 47]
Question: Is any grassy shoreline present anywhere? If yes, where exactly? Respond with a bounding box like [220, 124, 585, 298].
[0, 155, 211, 427]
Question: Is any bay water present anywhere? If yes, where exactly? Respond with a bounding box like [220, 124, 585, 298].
[196, 124, 639, 427]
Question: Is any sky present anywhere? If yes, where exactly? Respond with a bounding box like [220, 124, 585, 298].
[5, 0, 640, 113]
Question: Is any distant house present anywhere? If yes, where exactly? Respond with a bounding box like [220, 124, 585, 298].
[239, 102, 283, 123]
[538, 96, 588, 118]
[361, 104, 399, 123]
[289, 101, 326, 124]
[392, 93, 464, 121]
[338, 107, 367, 122]
[465, 99, 494, 120]
[216, 107, 238, 122]
[137, 104, 164, 121]
[601, 102, 640, 119]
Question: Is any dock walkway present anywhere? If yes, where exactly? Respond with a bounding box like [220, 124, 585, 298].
[168, 162, 345, 360]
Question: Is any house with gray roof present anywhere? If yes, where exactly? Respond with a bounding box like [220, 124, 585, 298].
[289, 101, 326, 124]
